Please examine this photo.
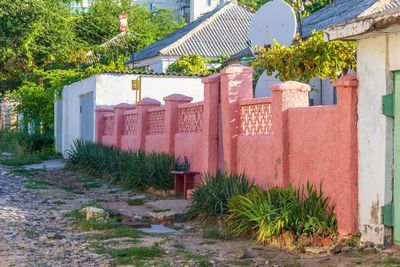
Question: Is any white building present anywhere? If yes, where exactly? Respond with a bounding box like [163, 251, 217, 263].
[324, 0, 400, 246]
[55, 72, 204, 154]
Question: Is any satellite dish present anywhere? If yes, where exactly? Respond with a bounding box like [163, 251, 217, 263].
[249, 0, 297, 47]
[255, 71, 281, 98]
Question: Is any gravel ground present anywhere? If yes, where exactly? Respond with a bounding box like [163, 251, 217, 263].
[2, 165, 400, 267]
[0, 167, 109, 267]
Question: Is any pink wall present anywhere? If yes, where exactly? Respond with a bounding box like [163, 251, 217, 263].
[95, 65, 359, 235]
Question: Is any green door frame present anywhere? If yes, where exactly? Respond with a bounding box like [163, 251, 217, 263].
[394, 70, 400, 244]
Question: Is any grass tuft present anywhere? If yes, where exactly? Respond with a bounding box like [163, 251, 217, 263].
[127, 198, 145, 206]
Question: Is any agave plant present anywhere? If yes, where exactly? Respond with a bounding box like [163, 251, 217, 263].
[187, 171, 255, 222]
[227, 182, 337, 244]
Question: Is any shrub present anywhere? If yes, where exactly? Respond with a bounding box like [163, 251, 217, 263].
[0, 130, 58, 166]
[227, 182, 337, 244]
[187, 171, 254, 222]
[66, 140, 188, 191]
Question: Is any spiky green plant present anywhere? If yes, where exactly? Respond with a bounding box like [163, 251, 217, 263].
[66, 140, 188, 191]
[227, 182, 337, 243]
[187, 171, 255, 222]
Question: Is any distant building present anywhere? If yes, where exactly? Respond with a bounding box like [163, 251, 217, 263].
[69, 0, 93, 13]
[68, 0, 226, 22]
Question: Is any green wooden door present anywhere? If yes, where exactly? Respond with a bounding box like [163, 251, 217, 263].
[394, 71, 400, 244]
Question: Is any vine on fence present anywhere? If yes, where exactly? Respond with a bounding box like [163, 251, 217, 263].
[251, 31, 356, 83]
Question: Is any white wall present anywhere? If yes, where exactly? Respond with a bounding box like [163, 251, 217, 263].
[357, 35, 398, 245]
[190, 0, 223, 22]
[133, 55, 180, 73]
[61, 76, 97, 154]
[140, 76, 204, 103]
[58, 73, 204, 154]
[95, 74, 137, 106]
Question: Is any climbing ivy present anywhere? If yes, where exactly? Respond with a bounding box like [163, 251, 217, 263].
[251, 31, 356, 82]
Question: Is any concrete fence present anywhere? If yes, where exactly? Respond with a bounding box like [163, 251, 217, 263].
[95, 64, 359, 235]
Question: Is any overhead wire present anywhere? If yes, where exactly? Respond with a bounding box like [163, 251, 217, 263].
[29, 0, 137, 61]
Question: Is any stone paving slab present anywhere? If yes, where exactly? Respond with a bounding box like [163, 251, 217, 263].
[23, 159, 66, 171]
[137, 224, 179, 234]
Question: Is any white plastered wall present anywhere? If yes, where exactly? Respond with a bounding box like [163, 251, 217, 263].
[139, 76, 204, 103]
[61, 76, 97, 154]
[58, 73, 204, 154]
[357, 34, 400, 245]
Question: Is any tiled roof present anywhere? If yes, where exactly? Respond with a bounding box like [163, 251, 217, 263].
[129, 2, 254, 62]
[302, 0, 400, 37]
[301, 0, 377, 37]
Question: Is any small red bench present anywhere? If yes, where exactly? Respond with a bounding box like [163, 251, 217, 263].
[171, 171, 200, 199]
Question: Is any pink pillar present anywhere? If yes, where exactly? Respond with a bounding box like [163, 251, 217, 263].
[271, 81, 310, 186]
[113, 103, 134, 148]
[202, 74, 220, 173]
[334, 74, 359, 234]
[164, 94, 193, 154]
[136, 98, 161, 150]
[220, 64, 253, 172]
[95, 105, 114, 143]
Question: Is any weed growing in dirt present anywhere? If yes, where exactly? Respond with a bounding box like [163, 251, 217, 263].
[98, 243, 164, 265]
[382, 256, 400, 266]
[67, 200, 121, 231]
[343, 232, 361, 247]
[52, 200, 66, 205]
[202, 227, 231, 240]
[127, 198, 145, 206]
[10, 167, 39, 178]
[94, 225, 142, 240]
[60, 184, 74, 191]
[183, 251, 211, 267]
[152, 208, 171, 213]
[23, 179, 51, 189]
[0, 130, 60, 166]
[77, 175, 104, 189]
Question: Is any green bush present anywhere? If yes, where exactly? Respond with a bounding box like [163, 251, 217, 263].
[0, 130, 58, 166]
[66, 140, 188, 191]
[227, 182, 337, 243]
[187, 171, 255, 222]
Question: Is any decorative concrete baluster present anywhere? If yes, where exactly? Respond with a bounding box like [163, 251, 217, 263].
[113, 103, 134, 148]
[95, 106, 114, 143]
[164, 94, 193, 154]
[136, 98, 161, 150]
[271, 81, 310, 186]
[220, 65, 253, 173]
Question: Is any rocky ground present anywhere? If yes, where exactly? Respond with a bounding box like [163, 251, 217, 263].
[1, 164, 400, 267]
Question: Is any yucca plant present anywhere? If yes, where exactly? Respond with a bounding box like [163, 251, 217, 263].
[187, 171, 255, 222]
[227, 182, 337, 244]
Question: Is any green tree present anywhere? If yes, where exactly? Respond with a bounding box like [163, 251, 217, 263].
[0, 0, 80, 91]
[75, 0, 183, 49]
[238, 0, 333, 15]
[0, 0, 184, 132]
[166, 55, 212, 76]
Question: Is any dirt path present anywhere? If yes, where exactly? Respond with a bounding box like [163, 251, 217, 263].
[1, 166, 400, 267]
[0, 167, 109, 266]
